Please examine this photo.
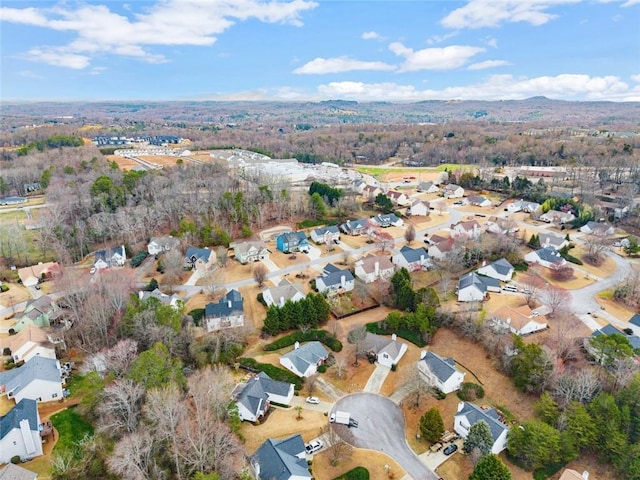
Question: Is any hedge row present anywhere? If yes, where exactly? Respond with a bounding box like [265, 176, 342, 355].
[263, 329, 342, 352]
[365, 322, 427, 347]
[332, 467, 369, 480]
[237, 357, 303, 390]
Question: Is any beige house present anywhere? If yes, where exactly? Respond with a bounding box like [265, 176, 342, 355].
[18, 262, 59, 288]
[354, 255, 395, 283]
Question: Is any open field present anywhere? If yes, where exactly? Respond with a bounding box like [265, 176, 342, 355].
[138, 154, 183, 168]
[313, 449, 406, 480]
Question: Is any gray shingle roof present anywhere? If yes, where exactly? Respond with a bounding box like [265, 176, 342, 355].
[281, 342, 329, 375]
[205, 289, 243, 319]
[398, 245, 429, 264]
[313, 225, 340, 236]
[95, 245, 125, 262]
[236, 372, 293, 416]
[263, 280, 305, 305]
[318, 264, 354, 287]
[185, 246, 212, 263]
[535, 246, 564, 263]
[456, 402, 509, 444]
[459, 272, 500, 293]
[251, 435, 310, 480]
[0, 399, 39, 441]
[0, 463, 37, 480]
[0, 356, 61, 399]
[592, 324, 640, 350]
[420, 351, 459, 383]
[630, 314, 640, 327]
[490, 258, 514, 275]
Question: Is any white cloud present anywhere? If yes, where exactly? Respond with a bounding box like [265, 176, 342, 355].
[0, 0, 318, 68]
[17, 70, 44, 79]
[631, 74, 640, 82]
[293, 56, 395, 74]
[314, 73, 637, 102]
[486, 37, 498, 48]
[622, 0, 640, 6]
[441, 0, 581, 29]
[361, 31, 382, 40]
[426, 31, 458, 45]
[467, 59, 512, 70]
[389, 42, 485, 71]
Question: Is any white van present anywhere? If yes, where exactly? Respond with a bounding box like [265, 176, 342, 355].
[502, 285, 519, 292]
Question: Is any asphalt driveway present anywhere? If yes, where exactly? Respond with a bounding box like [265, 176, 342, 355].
[332, 393, 439, 480]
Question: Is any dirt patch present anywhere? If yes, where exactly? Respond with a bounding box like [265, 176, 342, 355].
[138, 155, 183, 168]
[259, 225, 293, 242]
[313, 448, 406, 480]
[0, 283, 32, 312]
[106, 154, 139, 170]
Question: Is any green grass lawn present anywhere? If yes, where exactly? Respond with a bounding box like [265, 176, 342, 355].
[50, 407, 94, 456]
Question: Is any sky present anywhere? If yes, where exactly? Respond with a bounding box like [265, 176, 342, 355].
[1, 0, 639, 102]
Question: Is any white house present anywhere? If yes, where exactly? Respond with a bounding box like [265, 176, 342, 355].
[0, 325, 56, 364]
[233, 372, 294, 423]
[492, 305, 548, 335]
[467, 195, 492, 207]
[485, 216, 519, 235]
[0, 356, 63, 404]
[371, 213, 404, 228]
[354, 255, 395, 284]
[315, 264, 355, 294]
[138, 289, 182, 309]
[364, 333, 408, 368]
[280, 341, 329, 378]
[539, 209, 576, 224]
[94, 245, 126, 270]
[524, 247, 566, 269]
[204, 290, 244, 332]
[417, 181, 440, 194]
[262, 279, 306, 307]
[310, 226, 340, 245]
[147, 236, 180, 255]
[386, 190, 411, 206]
[231, 240, 269, 264]
[457, 272, 501, 302]
[442, 184, 464, 198]
[251, 435, 311, 480]
[418, 351, 465, 394]
[362, 185, 382, 200]
[539, 232, 569, 250]
[580, 221, 615, 236]
[477, 258, 514, 282]
[428, 237, 457, 260]
[507, 199, 541, 213]
[450, 220, 481, 240]
[393, 245, 430, 272]
[409, 199, 430, 217]
[0, 399, 43, 464]
[454, 402, 510, 454]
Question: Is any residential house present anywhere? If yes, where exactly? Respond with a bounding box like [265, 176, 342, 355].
[204, 290, 244, 332]
[0, 399, 43, 464]
[351, 178, 366, 194]
[17, 262, 59, 288]
[467, 195, 492, 207]
[11, 296, 60, 333]
[587, 324, 640, 357]
[276, 232, 309, 254]
[428, 237, 457, 261]
[508, 199, 541, 213]
[232, 240, 269, 264]
[454, 402, 510, 454]
[310, 226, 340, 245]
[539, 209, 576, 224]
[370, 213, 404, 228]
[491, 305, 548, 335]
[147, 236, 180, 255]
[450, 220, 481, 240]
[315, 264, 355, 294]
[138, 289, 182, 309]
[355, 255, 395, 284]
[362, 185, 382, 200]
[477, 258, 514, 282]
[629, 313, 640, 330]
[457, 272, 500, 302]
[280, 341, 329, 377]
[364, 333, 408, 368]
[262, 279, 306, 307]
[485, 216, 519, 235]
[393, 245, 430, 272]
[580, 221, 615, 236]
[442, 184, 464, 198]
[251, 435, 311, 480]
[416, 181, 439, 194]
[94, 245, 126, 270]
[340, 219, 369, 236]
[0, 325, 56, 364]
[524, 247, 566, 269]
[558, 469, 590, 480]
[233, 372, 294, 423]
[0, 356, 63, 404]
[185, 247, 216, 270]
[408, 199, 430, 216]
[539, 232, 569, 250]
[417, 351, 465, 394]
[0, 464, 38, 480]
[386, 190, 411, 207]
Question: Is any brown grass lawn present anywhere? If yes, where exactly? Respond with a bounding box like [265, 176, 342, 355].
[138, 155, 184, 168]
[269, 250, 315, 269]
[313, 449, 406, 480]
[595, 291, 636, 324]
[107, 154, 139, 170]
[537, 266, 595, 290]
[0, 283, 32, 310]
[437, 451, 533, 480]
[238, 284, 267, 331]
[571, 245, 618, 278]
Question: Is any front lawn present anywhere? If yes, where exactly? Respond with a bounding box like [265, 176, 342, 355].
[328, 291, 379, 319]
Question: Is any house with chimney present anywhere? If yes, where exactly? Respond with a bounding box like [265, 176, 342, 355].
[138, 289, 182, 309]
[524, 247, 566, 269]
[539, 232, 569, 250]
[280, 341, 329, 377]
[416, 181, 439, 194]
[364, 333, 408, 368]
[11, 296, 61, 333]
[454, 402, 510, 454]
[231, 240, 269, 264]
[17, 262, 59, 288]
[203, 290, 244, 332]
[184, 247, 216, 270]
[539, 209, 576, 225]
[370, 213, 404, 228]
[354, 255, 395, 284]
[457, 272, 500, 302]
[477, 258, 514, 282]
[442, 184, 464, 198]
[450, 220, 481, 240]
[0, 356, 64, 404]
[428, 237, 457, 260]
[362, 185, 382, 200]
[580, 221, 615, 236]
[0, 325, 57, 364]
[408, 199, 430, 217]
[310, 225, 340, 245]
[485, 216, 519, 235]
[491, 305, 548, 336]
[340, 219, 369, 236]
[315, 264, 354, 294]
[251, 435, 311, 480]
[386, 190, 411, 207]
[393, 245, 430, 272]
[467, 195, 492, 207]
[0, 399, 43, 464]
[262, 279, 306, 307]
[417, 351, 465, 394]
[94, 245, 126, 270]
[507, 199, 541, 213]
[232, 372, 294, 423]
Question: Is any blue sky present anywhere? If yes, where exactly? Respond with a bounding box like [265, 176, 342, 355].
[1, 0, 639, 101]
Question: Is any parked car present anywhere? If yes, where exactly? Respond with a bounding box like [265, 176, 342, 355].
[305, 439, 324, 454]
[502, 285, 519, 292]
[348, 418, 359, 428]
[306, 396, 319, 404]
[443, 444, 458, 456]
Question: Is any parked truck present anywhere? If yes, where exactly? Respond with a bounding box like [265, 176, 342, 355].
[330, 411, 351, 425]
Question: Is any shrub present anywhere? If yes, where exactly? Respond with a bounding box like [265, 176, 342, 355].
[391, 363, 397, 372]
[333, 467, 370, 480]
[188, 308, 205, 326]
[130, 251, 149, 268]
[317, 365, 328, 373]
[256, 293, 266, 306]
[10, 456, 20, 464]
[2, 347, 10, 356]
[432, 388, 446, 400]
[365, 321, 427, 347]
[0, 284, 8, 292]
[237, 357, 303, 390]
[457, 382, 485, 401]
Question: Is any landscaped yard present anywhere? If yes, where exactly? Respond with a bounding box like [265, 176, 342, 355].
[50, 407, 95, 456]
[327, 290, 379, 318]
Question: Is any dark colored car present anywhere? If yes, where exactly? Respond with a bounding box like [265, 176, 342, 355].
[443, 444, 458, 456]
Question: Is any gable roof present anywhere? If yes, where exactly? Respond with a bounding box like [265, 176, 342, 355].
[456, 402, 509, 444]
[0, 324, 52, 353]
[0, 356, 61, 398]
[492, 305, 547, 331]
[452, 219, 480, 232]
[0, 464, 37, 480]
[417, 181, 435, 190]
[487, 258, 514, 275]
[356, 255, 394, 274]
[263, 279, 305, 304]
[420, 351, 460, 383]
[592, 324, 640, 350]
[341, 219, 368, 231]
[312, 225, 340, 236]
[236, 372, 293, 416]
[539, 232, 566, 247]
[95, 245, 125, 261]
[459, 272, 499, 293]
[629, 314, 640, 328]
[533, 246, 564, 263]
[398, 245, 429, 264]
[317, 264, 354, 287]
[432, 237, 456, 253]
[185, 246, 212, 262]
[386, 190, 407, 200]
[443, 183, 462, 192]
[139, 288, 181, 306]
[148, 236, 179, 249]
[233, 240, 267, 255]
[252, 435, 310, 480]
[0, 399, 39, 440]
[18, 262, 59, 284]
[281, 342, 329, 374]
[373, 213, 401, 224]
[205, 290, 243, 318]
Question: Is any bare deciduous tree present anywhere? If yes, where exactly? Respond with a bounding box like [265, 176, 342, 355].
[347, 326, 368, 366]
[163, 248, 185, 290]
[98, 378, 146, 436]
[553, 369, 601, 406]
[252, 263, 268, 287]
[540, 285, 571, 318]
[107, 430, 158, 480]
[401, 366, 430, 409]
[320, 424, 354, 467]
[404, 224, 416, 244]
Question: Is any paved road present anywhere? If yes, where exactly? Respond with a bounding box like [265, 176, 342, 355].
[333, 393, 439, 480]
